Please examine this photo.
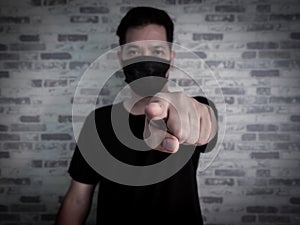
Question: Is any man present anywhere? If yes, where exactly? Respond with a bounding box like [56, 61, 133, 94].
[55, 7, 217, 225]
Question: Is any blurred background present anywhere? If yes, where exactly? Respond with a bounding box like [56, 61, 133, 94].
[0, 0, 299, 224]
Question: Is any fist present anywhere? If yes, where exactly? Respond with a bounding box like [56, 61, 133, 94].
[143, 92, 217, 153]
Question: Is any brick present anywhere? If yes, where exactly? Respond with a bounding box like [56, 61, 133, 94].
[258, 215, 290, 223]
[224, 96, 234, 104]
[0, 44, 7, 51]
[274, 59, 300, 69]
[0, 152, 9, 158]
[0, 205, 8, 212]
[58, 115, 85, 123]
[250, 70, 279, 77]
[10, 43, 46, 51]
[79, 6, 109, 14]
[250, 152, 279, 159]
[247, 24, 274, 31]
[0, 124, 8, 131]
[193, 33, 223, 41]
[0, 17, 30, 24]
[205, 178, 234, 186]
[241, 51, 256, 59]
[4, 62, 33, 70]
[31, 160, 43, 168]
[70, 16, 99, 23]
[220, 87, 245, 95]
[205, 60, 234, 69]
[41, 213, 56, 221]
[256, 5, 271, 13]
[290, 32, 300, 40]
[44, 79, 67, 87]
[238, 96, 268, 105]
[256, 169, 271, 177]
[19, 34, 39, 42]
[274, 143, 300, 151]
[20, 196, 40, 203]
[31, 0, 42, 5]
[0, 178, 30, 185]
[120, 6, 134, 14]
[215, 169, 245, 177]
[35, 142, 68, 150]
[69, 61, 90, 70]
[247, 206, 278, 213]
[269, 179, 300, 186]
[11, 204, 46, 212]
[44, 160, 68, 168]
[0, 97, 30, 104]
[245, 188, 274, 195]
[205, 14, 234, 22]
[41, 133, 72, 141]
[31, 79, 42, 87]
[241, 215, 256, 222]
[178, 0, 202, 3]
[0, 213, 20, 221]
[291, 115, 300, 122]
[256, 87, 271, 95]
[0, 53, 20, 60]
[58, 34, 88, 42]
[281, 206, 300, 214]
[270, 14, 300, 21]
[241, 133, 256, 141]
[11, 124, 46, 132]
[246, 124, 278, 132]
[280, 41, 300, 49]
[20, 115, 40, 123]
[3, 142, 33, 150]
[238, 14, 268, 22]
[259, 51, 290, 59]
[270, 96, 300, 104]
[290, 197, 300, 204]
[0, 133, 20, 141]
[247, 42, 278, 49]
[281, 124, 300, 132]
[193, 51, 207, 59]
[34, 61, 67, 70]
[215, 5, 245, 13]
[79, 88, 100, 95]
[201, 196, 223, 204]
[41, 52, 72, 60]
[43, 0, 67, 5]
[0, 71, 9, 78]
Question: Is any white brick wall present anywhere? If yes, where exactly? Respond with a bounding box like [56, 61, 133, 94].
[0, 0, 300, 224]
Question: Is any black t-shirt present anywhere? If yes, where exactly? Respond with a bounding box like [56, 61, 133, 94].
[68, 96, 217, 224]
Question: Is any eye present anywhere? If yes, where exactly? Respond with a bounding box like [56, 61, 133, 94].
[153, 49, 165, 56]
[127, 49, 140, 57]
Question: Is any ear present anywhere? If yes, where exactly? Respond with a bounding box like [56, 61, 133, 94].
[170, 50, 175, 69]
[165, 51, 175, 78]
[117, 50, 123, 67]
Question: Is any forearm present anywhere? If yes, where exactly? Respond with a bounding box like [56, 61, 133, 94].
[54, 180, 95, 225]
[55, 195, 91, 225]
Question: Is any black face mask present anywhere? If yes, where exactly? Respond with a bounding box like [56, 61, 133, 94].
[121, 56, 171, 97]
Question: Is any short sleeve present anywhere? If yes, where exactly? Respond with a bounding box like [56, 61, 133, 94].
[68, 146, 101, 185]
[68, 111, 102, 185]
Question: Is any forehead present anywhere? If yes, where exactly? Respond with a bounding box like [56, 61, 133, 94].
[123, 40, 169, 50]
[125, 24, 167, 43]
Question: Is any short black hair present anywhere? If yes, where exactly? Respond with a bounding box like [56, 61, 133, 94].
[116, 7, 174, 46]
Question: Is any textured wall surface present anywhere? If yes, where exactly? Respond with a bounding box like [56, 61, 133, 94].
[0, 0, 300, 224]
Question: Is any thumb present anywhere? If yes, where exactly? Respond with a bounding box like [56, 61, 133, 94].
[145, 101, 168, 121]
